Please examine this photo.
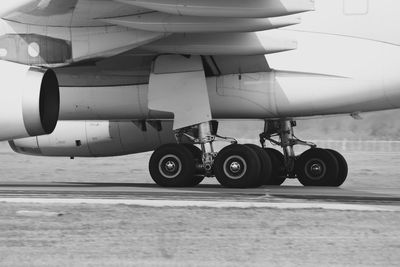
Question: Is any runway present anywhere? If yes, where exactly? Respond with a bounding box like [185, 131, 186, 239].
[0, 182, 399, 211]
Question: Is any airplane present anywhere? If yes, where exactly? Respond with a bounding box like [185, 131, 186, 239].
[0, 0, 398, 188]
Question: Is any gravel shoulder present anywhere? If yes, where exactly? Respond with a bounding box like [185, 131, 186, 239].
[0, 203, 399, 266]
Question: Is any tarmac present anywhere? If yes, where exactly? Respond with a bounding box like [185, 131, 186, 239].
[0, 182, 398, 211]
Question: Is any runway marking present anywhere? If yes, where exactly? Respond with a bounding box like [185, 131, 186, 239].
[0, 198, 398, 211]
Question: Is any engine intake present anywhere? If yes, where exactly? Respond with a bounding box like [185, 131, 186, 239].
[0, 60, 59, 140]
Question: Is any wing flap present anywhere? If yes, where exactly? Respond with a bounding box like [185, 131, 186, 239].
[100, 12, 300, 33]
[116, 0, 314, 18]
[142, 31, 297, 56]
[0, 0, 310, 68]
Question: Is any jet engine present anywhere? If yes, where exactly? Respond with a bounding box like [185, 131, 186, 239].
[9, 120, 176, 157]
[0, 60, 59, 140]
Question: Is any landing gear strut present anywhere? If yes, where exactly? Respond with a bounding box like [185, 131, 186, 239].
[260, 120, 348, 187]
[149, 119, 348, 188]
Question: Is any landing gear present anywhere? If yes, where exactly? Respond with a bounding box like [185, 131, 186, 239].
[149, 144, 199, 187]
[182, 143, 206, 186]
[325, 149, 348, 187]
[214, 144, 263, 188]
[295, 148, 340, 186]
[245, 144, 272, 186]
[260, 120, 348, 187]
[149, 119, 348, 188]
[264, 148, 286, 185]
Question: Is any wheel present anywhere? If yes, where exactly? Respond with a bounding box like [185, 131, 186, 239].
[245, 144, 272, 187]
[325, 149, 348, 187]
[264, 148, 287, 185]
[149, 144, 196, 187]
[182, 143, 205, 186]
[214, 144, 261, 188]
[182, 143, 202, 159]
[296, 148, 339, 186]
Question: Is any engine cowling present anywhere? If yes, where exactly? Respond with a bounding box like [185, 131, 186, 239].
[0, 60, 59, 140]
[9, 120, 176, 157]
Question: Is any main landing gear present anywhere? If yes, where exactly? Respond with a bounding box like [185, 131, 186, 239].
[148, 120, 348, 188]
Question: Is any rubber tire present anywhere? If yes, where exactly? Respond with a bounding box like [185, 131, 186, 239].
[214, 144, 261, 188]
[182, 143, 202, 159]
[264, 148, 286, 185]
[149, 144, 196, 187]
[325, 149, 348, 187]
[182, 144, 205, 186]
[296, 148, 339, 186]
[245, 144, 272, 187]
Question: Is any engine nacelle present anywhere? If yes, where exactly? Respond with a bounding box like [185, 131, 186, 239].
[0, 60, 59, 140]
[9, 120, 176, 157]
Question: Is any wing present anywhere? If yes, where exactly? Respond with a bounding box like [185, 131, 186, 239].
[0, 0, 314, 70]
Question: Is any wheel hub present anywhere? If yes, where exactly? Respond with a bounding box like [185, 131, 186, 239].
[229, 161, 242, 173]
[159, 155, 182, 179]
[223, 156, 247, 180]
[310, 163, 323, 176]
[165, 161, 177, 172]
[305, 158, 326, 180]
